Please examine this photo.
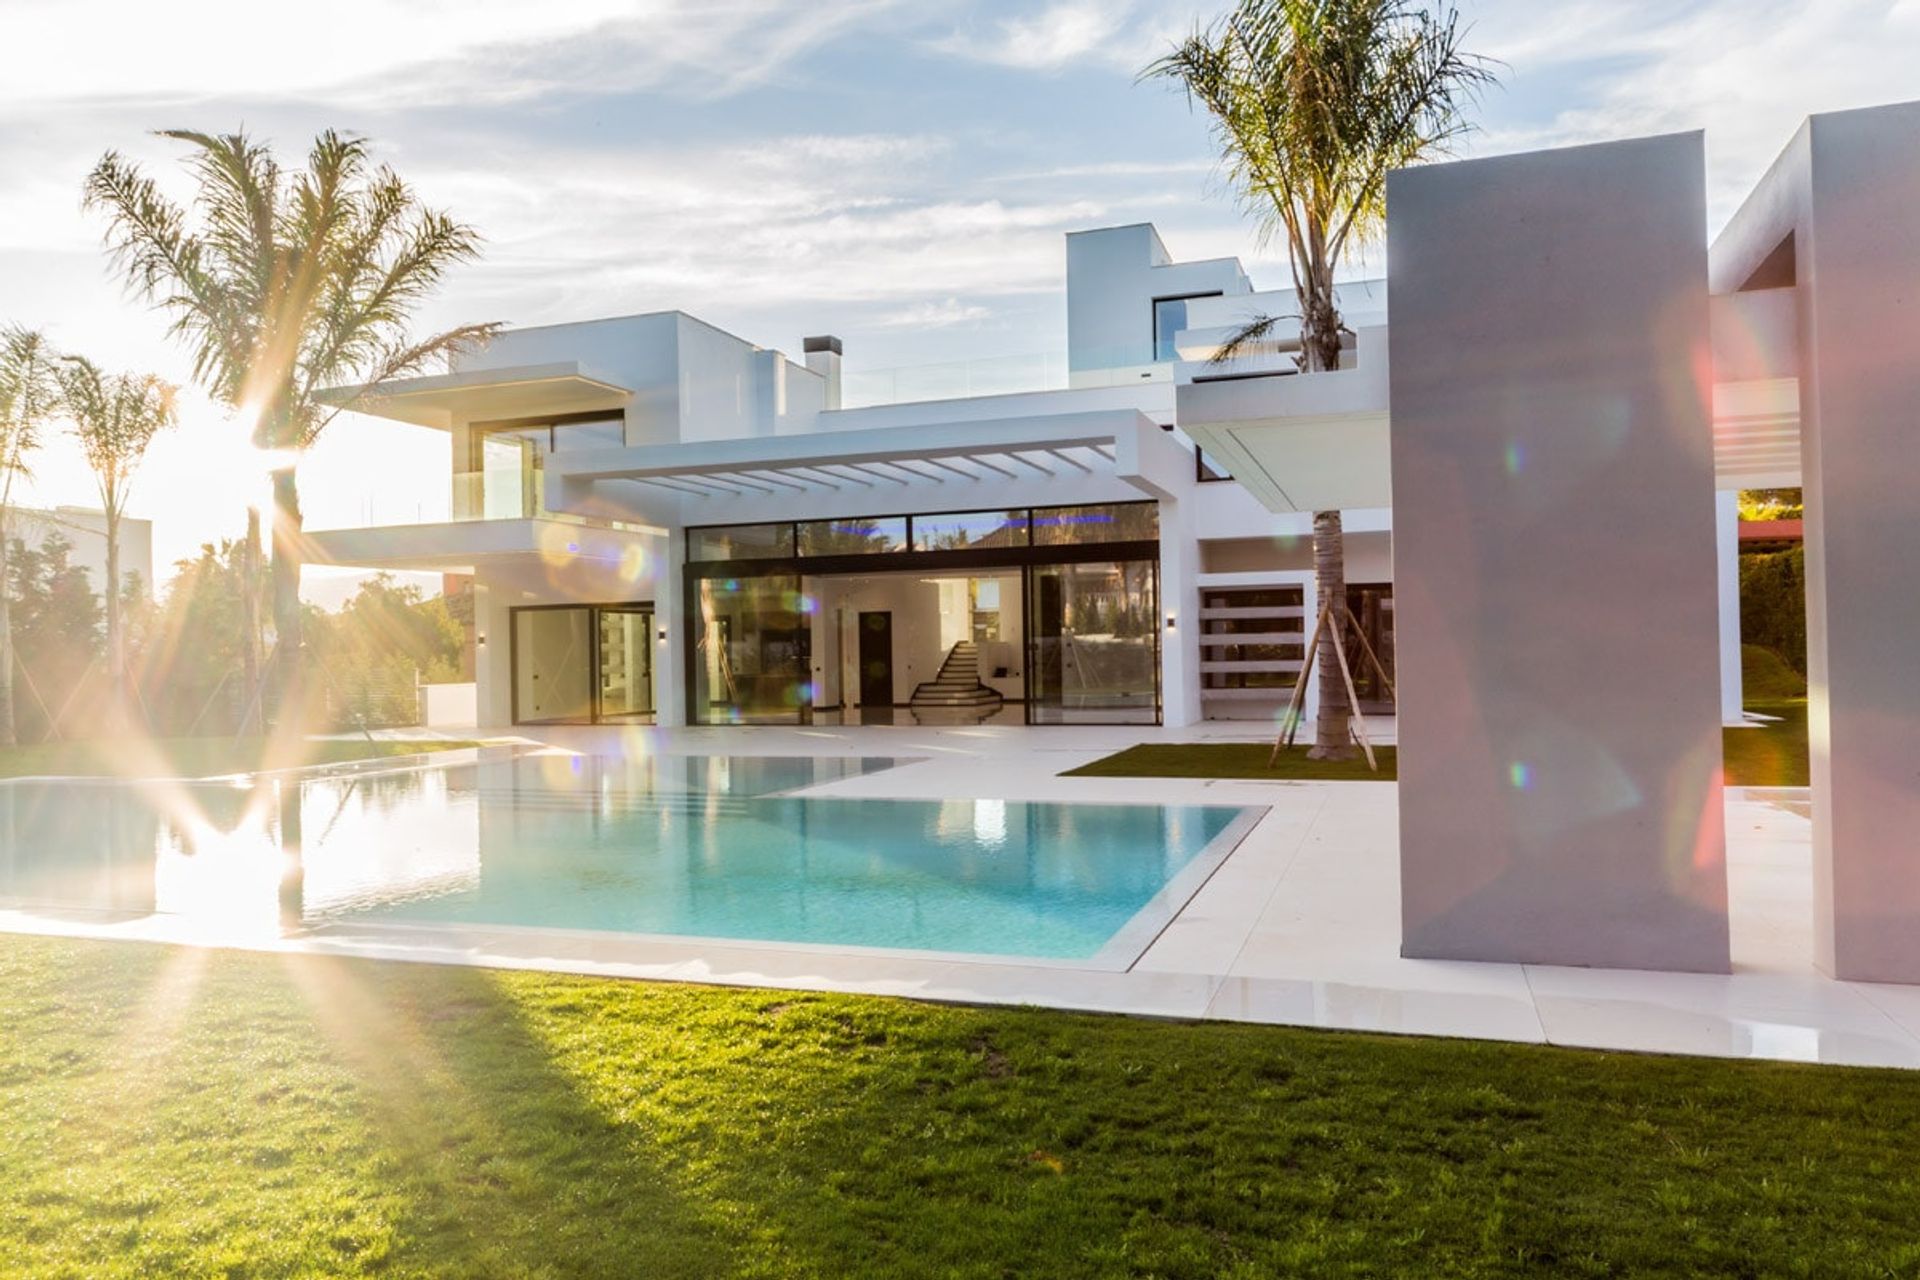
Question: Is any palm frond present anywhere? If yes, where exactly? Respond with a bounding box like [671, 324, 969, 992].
[56, 354, 177, 512]
[0, 327, 58, 481]
[1146, 0, 1497, 367]
[1206, 312, 1299, 365]
[83, 128, 501, 453]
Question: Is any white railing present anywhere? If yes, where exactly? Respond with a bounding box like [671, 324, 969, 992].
[840, 344, 1170, 408]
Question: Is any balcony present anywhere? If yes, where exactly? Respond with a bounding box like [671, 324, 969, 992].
[308, 467, 636, 533]
[840, 344, 1171, 409]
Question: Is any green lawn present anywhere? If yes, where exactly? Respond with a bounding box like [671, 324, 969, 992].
[1064, 742, 1398, 780]
[0, 735, 488, 780]
[1066, 707, 1811, 788]
[1724, 700, 1810, 788]
[5, 936, 1920, 1277]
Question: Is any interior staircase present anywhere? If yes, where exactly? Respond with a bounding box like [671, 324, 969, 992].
[909, 641, 1005, 714]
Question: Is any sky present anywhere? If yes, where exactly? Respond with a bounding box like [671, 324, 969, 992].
[2, 0, 1917, 603]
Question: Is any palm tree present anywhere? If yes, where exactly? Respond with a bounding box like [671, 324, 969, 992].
[1147, 0, 1493, 758]
[83, 130, 499, 725]
[0, 327, 58, 746]
[55, 356, 177, 723]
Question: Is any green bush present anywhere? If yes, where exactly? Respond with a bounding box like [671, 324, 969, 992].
[1739, 546, 1805, 673]
[1742, 643, 1806, 701]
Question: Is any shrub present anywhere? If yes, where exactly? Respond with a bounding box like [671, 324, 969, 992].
[1739, 546, 1805, 673]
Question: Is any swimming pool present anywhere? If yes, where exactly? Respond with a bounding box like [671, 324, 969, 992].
[0, 751, 1257, 964]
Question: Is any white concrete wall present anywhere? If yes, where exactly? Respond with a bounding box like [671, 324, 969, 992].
[454, 312, 822, 451]
[1711, 100, 1920, 982]
[1066, 224, 1250, 377]
[469, 531, 667, 727]
[1388, 132, 1730, 974]
[422, 682, 478, 728]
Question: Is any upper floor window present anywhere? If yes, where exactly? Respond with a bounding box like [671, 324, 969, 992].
[1152, 293, 1220, 362]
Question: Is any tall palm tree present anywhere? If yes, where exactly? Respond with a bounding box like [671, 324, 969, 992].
[83, 130, 499, 724]
[1147, 0, 1493, 758]
[56, 355, 177, 723]
[0, 327, 58, 746]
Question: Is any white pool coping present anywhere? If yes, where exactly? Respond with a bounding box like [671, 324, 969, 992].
[5, 719, 1920, 1070]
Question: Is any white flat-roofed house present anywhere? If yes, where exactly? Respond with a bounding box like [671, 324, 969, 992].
[9, 505, 156, 601]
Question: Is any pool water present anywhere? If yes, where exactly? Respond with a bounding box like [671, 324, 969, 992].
[0, 752, 1252, 962]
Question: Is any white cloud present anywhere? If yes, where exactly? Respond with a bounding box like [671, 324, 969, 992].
[873, 298, 995, 328]
[931, 1, 1192, 73]
[1461, 0, 1920, 224]
[0, 0, 905, 107]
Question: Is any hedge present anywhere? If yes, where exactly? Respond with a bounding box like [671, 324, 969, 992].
[1740, 546, 1806, 674]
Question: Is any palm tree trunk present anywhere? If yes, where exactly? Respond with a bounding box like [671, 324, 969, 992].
[0, 529, 14, 749]
[1300, 260, 1358, 760]
[105, 508, 122, 729]
[241, 506, 262, 736]
[1307, 508, 1357, 760]
[269, 467, 305, 729]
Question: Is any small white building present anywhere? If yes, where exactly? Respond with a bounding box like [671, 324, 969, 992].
[8, 505, 155, 600]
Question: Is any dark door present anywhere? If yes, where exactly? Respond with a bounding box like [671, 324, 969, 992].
[858, 611, 893, 707]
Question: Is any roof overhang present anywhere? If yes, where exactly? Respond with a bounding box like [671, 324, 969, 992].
[1179, 301, 1805, 515]
[304, 518, 656, 575]
[319, 361, 633, 430]
[1176, 328, 1394, 513]
[545, 409, 1190, 526]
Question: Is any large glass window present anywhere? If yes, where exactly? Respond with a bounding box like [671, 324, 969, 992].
[798, 516, 906, 557]
[1152, 293, 1219, 362]
[911, 510, 1030, 551]
[1032, 502, 1158, 546]
[467, 415, 623, 520]
[690, 523, 796, 562]
[1026, 559, 1159, 724]
[512, 604, 655, 724]
[694, 576, 810, 724]
[597, 607, 654, 721]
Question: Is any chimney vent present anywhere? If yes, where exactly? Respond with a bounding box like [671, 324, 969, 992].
[803, 335, 843, 410]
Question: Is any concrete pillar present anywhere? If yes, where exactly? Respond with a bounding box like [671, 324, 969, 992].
[472, 576, 513, 728]
[1158, 498, 1201, 726]
[1387, 133, 1730, 973]
[1716, 490, 1745, 725]
[654, 528, 688, 727]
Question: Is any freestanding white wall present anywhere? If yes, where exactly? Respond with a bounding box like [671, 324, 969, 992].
[1711, 101, 1920, 982]
[1387, 133, 1730, 973]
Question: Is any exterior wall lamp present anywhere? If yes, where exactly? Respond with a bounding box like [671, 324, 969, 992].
[1165, 613, 1177, 632]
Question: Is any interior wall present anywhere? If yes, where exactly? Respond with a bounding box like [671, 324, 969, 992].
[807, 571, 1024, 706]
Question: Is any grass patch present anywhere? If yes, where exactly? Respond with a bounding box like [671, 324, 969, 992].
[0, 735, 487, 780]
[1064, 742, 1397, 780]
[1072, 708, 1812, 788]
[3, 934, 1920, 1277]
[1725, 700, 1810, 788]
[1742, 644, 1808, 701]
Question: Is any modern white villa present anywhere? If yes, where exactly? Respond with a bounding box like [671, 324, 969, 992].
[306, 99, 1920, 993]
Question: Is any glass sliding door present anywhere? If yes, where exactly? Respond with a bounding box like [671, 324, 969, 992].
[1026, 559, 1159, 724]
[597, 607, 654, 721]
[512, 602, 656, 725]
[512, 607, 594, 724]
[693, 576, 810, 724]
